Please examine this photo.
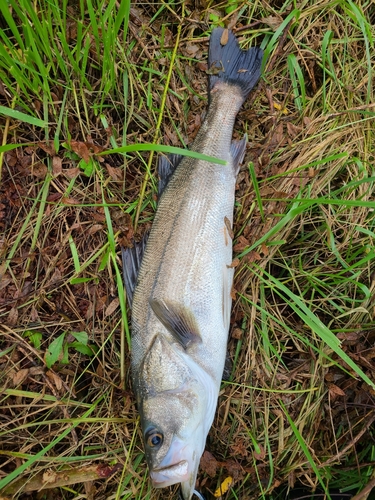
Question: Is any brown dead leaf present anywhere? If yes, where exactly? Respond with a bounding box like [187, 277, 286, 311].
[227, 258, 240, 268]
[105, 298, 120, 317]
[230, 438, 249, 458]
[233, 235, 250, 253]
[253, 444, 266, 461]
[286, 122, 301, 139]
[200, 451, 218, 478]
[184, 42, 200, 56]
[64, 167, 80, 178]
[88, 224, 103, 236]
[231, 327, 243, 339]
[50, 267, 62, 284]
[70, 140, 90, 163]
[30, 306, 40, 322]
[244, 251, 262, 263]
[197, 61, 207, 72]
[32, 162, 48, 178]
[8, 307, 18, 326]
[220, 28, 229, 46]
[29, 366, 44, 376]
[47, 192, 62, 202]
[52, 156, 62, 177]
[261, 15, 283, 31]
[13, 368, 29, 387]
[106, 164, 123, 181]
[46, 370, 63, 391]
[268, 122, 285, 150]
[95, 294, 108, 312]
[328, 383, 346, 398]
[62, 197, 80, 205]
[38, 142, 56, 156]
[85, 138, 103, 155]
[92, 211, 106, 223]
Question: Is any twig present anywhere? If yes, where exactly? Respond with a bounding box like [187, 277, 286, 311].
[350, 477, 375, 500]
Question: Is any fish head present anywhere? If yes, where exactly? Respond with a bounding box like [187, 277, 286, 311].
[136, 333, 217, 499]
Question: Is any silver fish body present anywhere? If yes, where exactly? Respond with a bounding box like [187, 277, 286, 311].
[127, 28, 263, 500]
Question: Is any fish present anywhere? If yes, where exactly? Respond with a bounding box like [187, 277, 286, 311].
[122, 27, 263, 500]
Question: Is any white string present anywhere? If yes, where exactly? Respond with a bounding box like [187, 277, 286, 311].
[192, 490, 206, 500]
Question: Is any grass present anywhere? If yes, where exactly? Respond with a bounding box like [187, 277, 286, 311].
[0, 0, 375, 499]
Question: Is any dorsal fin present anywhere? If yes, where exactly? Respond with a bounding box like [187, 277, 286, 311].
[121, 232, 149, 307]
[158, 153, 183, 199]
[149, 299, 202, 349]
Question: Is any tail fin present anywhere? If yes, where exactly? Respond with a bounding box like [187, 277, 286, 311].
[208, 28, 263, 101]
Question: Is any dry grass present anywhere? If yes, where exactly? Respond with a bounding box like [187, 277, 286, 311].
[1, 1, 375, 499]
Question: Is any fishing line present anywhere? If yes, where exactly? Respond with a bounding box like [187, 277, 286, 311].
[193, 490, 206, 500]
[177, 487, 206, 500]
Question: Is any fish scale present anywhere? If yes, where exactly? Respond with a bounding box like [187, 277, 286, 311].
[123, 27, 263, 500]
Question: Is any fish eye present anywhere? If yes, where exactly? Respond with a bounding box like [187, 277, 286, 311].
[145, 428, 164, 448]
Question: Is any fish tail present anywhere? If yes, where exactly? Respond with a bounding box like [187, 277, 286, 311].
[208, 27, 263, 103]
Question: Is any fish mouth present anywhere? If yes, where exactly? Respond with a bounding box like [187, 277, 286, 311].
[151, 460, 189, 487]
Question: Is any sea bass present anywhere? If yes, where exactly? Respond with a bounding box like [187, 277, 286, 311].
[123, 28, 263, 500]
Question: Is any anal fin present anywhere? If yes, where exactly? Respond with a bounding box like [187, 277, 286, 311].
[158, 153, 183, 199]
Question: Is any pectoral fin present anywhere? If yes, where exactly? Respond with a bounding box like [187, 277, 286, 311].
[150, 299, 202, 349]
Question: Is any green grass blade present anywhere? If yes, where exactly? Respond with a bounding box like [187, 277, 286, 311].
[0, 106, 47, 127]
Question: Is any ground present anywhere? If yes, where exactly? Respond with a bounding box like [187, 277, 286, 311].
[0, 1, 375, 499]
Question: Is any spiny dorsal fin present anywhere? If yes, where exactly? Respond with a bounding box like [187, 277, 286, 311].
[158, 153, 183, 199]
[121, 232, 149, 307]
[149, 299, 202, 349]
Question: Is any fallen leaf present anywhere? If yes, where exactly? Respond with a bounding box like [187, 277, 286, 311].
[47, 192, 62, 202]
[38, 142, 56, 156]
[32, 162, 48, 178]
[12, 368, 29, 387]
[8, 307, 18, 326]
[70, 140, 90, 163]
[233, 235, 250, 253]
[106, 164, 123, 181]
[88, 224, 103, 235]
[231, 328, 242, 339]
[200, 451, 218, 478]
[261, 15, 283, 31]
[328, 383, 345, 397]
[52, 156, 62, 176]
[61, 197, 80, 205]
[46, 370, 63, 391]
[286, 122, 301, 139]
[105, 298, 120, 317]
[64, 167, 80, 178]
[220, 29, 229, 46]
